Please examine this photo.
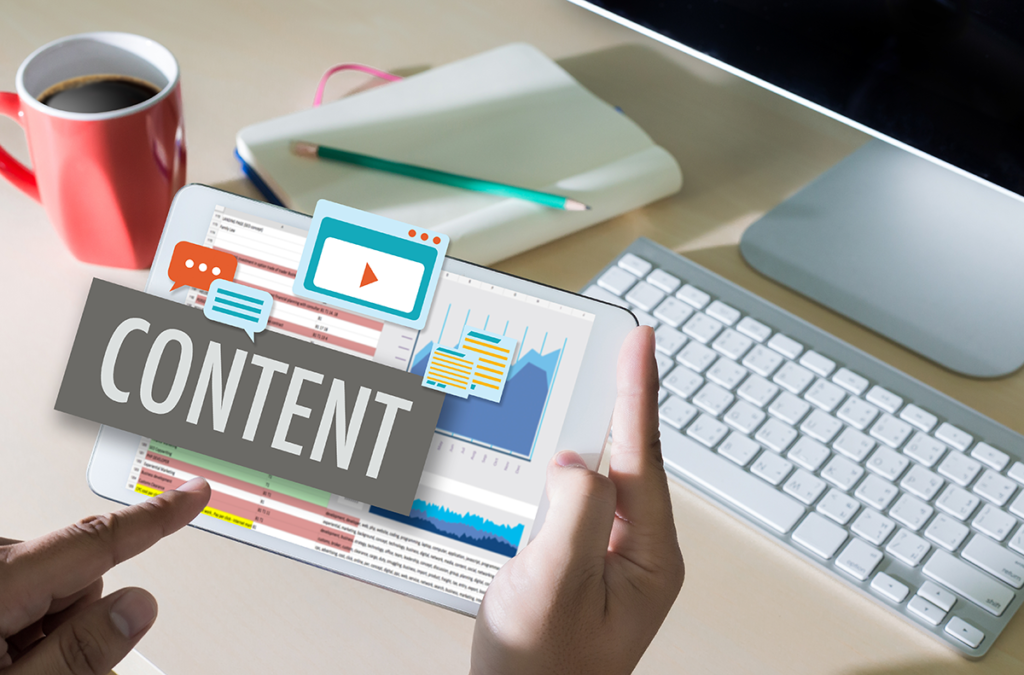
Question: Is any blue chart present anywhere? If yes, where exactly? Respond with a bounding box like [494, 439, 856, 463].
[370, 499, 525, 557]
[411, 341, 562, 459]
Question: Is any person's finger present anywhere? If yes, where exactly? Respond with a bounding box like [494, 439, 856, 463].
[529, 451, 617, 575]
[607, 326, 679, 562]
[0, 477, 209, 635]
[42, 579, 104, 636]
[6, 587, 156, 675]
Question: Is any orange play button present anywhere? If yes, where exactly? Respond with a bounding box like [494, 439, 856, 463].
[359, 263, 378, 288]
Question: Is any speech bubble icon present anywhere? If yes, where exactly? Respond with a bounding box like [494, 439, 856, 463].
[169, 241, 238, 291]
[203, 279, 274, 341]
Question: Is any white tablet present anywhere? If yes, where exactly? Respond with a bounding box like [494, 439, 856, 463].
[87, 184, 636, 616]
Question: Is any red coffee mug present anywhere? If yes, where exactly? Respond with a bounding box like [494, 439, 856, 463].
[0, 32, 185, 269]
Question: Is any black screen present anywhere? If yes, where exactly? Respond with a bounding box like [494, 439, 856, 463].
[584, 0, 1024, 196]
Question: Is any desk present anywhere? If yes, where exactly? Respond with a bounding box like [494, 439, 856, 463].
[1, 1, 1021, 673]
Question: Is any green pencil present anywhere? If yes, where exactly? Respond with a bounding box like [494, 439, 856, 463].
[290, 141, 590, 211]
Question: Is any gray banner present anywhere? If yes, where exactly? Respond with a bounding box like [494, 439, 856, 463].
[56, 279, 444, 514]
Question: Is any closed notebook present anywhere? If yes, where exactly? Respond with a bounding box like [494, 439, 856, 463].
[236, 43, 682, 264]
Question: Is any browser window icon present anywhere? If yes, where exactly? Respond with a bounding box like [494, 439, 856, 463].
[294, 201, 449, 329]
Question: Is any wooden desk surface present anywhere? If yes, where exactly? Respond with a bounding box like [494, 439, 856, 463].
[1, 1, 1021, 673]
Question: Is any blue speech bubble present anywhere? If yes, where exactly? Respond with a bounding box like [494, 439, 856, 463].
[203, 279, 273, 341]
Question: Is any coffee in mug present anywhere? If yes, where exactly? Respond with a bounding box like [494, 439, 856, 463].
[38, 74, 161, 113]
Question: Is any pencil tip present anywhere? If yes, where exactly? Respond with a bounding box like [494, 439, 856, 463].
[564, 199, 590, 211]
[290, 141, 318, 158]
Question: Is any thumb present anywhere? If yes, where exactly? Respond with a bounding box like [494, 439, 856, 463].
[530, 451, 617, 573]
[9, 588, 156, 675]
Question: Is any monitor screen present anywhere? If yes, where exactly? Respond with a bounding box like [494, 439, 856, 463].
[579, 0, 1024, 197]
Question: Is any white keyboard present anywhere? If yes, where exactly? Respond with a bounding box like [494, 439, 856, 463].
[584, 238, 1024, 657]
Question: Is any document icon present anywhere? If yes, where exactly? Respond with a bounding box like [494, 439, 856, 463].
[457, 327, 517, 402]
[422, 346, 477, 398]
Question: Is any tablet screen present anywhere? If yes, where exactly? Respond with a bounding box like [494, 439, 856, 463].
[127, 203, 596, 603]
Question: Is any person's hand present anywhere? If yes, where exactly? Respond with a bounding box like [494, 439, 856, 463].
[471, 326, 684, 675]
[0, 477, 210, 674]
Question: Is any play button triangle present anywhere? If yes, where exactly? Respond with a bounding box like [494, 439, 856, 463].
[359, 263, 378, 288]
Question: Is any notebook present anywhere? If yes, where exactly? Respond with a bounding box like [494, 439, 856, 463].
[235, 43, 682, 265]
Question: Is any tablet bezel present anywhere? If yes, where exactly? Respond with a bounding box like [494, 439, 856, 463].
[87, 184, 636, 616]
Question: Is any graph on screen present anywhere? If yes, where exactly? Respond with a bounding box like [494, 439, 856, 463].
[370, 499, 525, 557]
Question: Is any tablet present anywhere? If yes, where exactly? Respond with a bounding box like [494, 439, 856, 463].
[87, 184, 636, 616]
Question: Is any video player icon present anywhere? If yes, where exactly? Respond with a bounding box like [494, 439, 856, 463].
[360, 264, 378, 288]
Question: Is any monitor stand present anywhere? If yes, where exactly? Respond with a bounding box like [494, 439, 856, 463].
[739, 139, 1024, 379]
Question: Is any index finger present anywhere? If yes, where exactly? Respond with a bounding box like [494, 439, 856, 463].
[1, 478, 209, 631]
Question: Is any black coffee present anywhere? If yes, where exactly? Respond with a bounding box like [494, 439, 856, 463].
[38, 74, 160, 113]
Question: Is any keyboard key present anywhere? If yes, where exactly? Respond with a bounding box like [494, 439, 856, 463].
[919, 580, 957, 611]
[774, 361, 815, 395]
[705, 300, 740, 326]
[908, 595, 946, 626]
[723, 400, 766, 434]
[937, 451, 983, 487]
[654, 351, 674, 378]
[711, 328, 753, 361]
[972, 504, 1016, 542]
[946, 617, 984, 649]
[664, 365, 703, 399]
[971, 442, 1010, 472]
[647, 268, 681, 293]
[820, 455, 864, 491]
[890, 494, 934, 531]
[598, 266, 637, 295]
[736, 316, 771, 342]
[693, 382, 734, 416]
[887, 528, 931, 567]
[767, 333, 803, 359]
[677, 341, 717, 373]
[676, 284, 710, 309]
[1010, 528, 1024, 554]
[973, 469, 1017, 507]
[900, 403, 937, 433]
[718, 431, 761, 466]
[799, 351, 836, 378]
[654, 325, 687, 356]
[682, 312, 723, 344]
[936, 484, 980, 521]
[1010, 462, 1024, 485]
[833, 427, 875, 462]
[904, 432, 947, 467]
[866, 446, 910, 481]
[836, 396, 879, 431]
[869, 413, 914, 449]
[755, 418, 798, 453]
[737, 374, 779, 408]
[801, 409, 843, 444]
[962, 535, 1024, 589]
[742, 344, 784, 377]
[706, 358, 748, 390]
[924, 549, 1015, 616]
[768, 391, 811, 425]
[925, 514, 970, 551]
[817, 489, 860, 526]
[804, 378, 846, 412]
[583, 284, 628, 308]
[617, 252, 652, 277]
[836, 537, 883, 580]
[659, 395, 699, 430]
[661, 430, 805, 534]
[783, 469, 828, 505]
[625, 280, 666, 312]
[852, 509, 896, 546]
[871, 572, 909, 603]
[900, 464, 945, 501]
[832, 367, 869, 396]
[793, 512, 847, 559]
[652, 296, 693, 328]
[936, 423, 973, 451]
[687, 413, 730, 448]
[788, 436, 830, 472]
[658, 387, 669, 403]
[866, 385, 902, 414]
[855, 474, 899, 511]
[751, 450, 794, 486]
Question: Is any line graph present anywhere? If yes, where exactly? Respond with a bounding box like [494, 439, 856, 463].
[370, 499, 524, 557]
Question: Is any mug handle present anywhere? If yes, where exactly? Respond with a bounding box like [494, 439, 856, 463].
[0, 92, 40, 202]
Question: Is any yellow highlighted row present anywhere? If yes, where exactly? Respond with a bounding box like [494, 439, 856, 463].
[133, 484, 253, 529]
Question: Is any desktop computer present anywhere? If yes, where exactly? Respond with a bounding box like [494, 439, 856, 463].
[572, 0, 1024, 658]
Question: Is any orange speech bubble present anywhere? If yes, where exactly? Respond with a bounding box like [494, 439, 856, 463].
[169, 241, 238, 291]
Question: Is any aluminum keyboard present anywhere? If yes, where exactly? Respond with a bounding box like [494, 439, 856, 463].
[584, 238, 1024, 658]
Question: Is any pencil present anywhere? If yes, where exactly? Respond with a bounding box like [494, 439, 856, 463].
[290, 141, 590, 211]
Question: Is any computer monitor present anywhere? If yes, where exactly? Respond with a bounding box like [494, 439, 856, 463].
[570, 0, 1024, 378]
